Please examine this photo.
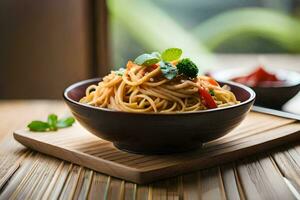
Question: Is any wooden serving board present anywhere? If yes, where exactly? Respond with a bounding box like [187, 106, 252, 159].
[14, 112, 300, 184]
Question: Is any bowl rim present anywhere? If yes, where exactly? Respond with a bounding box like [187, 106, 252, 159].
[63, 78, 256, 115]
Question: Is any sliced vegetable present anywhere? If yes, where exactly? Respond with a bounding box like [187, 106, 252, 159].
[199, 76, 219, 86]
[198, 87, 217, 109]
[161, 48, 182, 62]
[159, 61, 178, 80]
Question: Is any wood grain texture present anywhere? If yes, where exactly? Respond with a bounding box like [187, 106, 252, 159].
[1, 99, 300, 199]
[13, 112, 300, 184]
[236, 156, 296, 200]
[2, 54, 300, 197]
[221, 164, 242, 200]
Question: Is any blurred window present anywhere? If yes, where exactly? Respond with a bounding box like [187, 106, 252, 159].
[108, 0, 300, 69]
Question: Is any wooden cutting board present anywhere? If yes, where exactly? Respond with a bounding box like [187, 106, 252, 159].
[14, 112, 300, 184]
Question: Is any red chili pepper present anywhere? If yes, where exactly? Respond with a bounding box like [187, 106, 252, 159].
[198, 87, 217, 109]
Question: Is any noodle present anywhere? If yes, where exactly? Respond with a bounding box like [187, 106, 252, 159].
[80, 61, 239, 113]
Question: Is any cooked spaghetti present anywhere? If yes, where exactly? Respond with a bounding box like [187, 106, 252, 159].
[80, 48, 239, 113]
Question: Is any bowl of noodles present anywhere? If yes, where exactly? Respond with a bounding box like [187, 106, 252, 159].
[64, 48, 255, 154]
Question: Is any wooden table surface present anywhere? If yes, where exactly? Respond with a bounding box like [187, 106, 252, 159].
[1, 55, 300, 199]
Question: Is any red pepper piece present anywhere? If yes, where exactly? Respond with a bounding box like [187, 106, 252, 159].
[200, 76, 220, 86]
[198, 87, 217, 109]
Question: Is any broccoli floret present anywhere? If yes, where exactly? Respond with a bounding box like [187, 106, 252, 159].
[176, 58, 198, 78]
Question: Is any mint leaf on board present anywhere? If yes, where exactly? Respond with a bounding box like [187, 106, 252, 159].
[114, 68, 126, 76]
[27, 121, 50, 132]
[47, 114, 58, 131]
[159, 61, 178, 80]
[27, 114, 75, 132]
[134, 52, 161, 66]
[56, 117, 75, 128]
[161, 48, 182, 62]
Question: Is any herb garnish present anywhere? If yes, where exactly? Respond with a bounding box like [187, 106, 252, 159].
[134, 52, 161, 66]
[161, 48, 182, 62]
[159, 61, 178, 80]
[28, 114, 75, 132]
[133, 48, 182, 67]
[133, 48, 199, 80]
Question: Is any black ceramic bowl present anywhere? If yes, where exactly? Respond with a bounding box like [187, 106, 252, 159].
[63, 78, 255, 154]
[211, 68, 300, 109]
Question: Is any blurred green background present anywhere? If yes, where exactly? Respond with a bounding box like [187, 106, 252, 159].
[108, 0, 300, 70]
[1, 0, 300, 99]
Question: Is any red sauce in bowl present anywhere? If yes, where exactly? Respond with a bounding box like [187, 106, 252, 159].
[232, 66, 284, 87]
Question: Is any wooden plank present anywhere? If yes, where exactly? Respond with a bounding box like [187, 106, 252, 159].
[165, 177, 180, 199]
[199, 168, 226, 200]
[124, 182, 136, 200]
[9, 155, 57, 199]
[136, 184, 149, 200]
[272, 146, 300, 191]
[106, 177, 123, 199]
[59, 165, 83, 200]
[0, 153, 38, 199]
[0, 101, 300, 199]
[47, 163, 73, 199]
[13, 115, 300, 183]
[77, 169, 93, 199]
[0, 150, 29, 191]
[26, 159, 61, 199]
[182, 172, 200, 199]
[71, 167, 87, 199]
[86, 172, 108, 200]
[236, 156, 296, 200]
[221, 164, 242, 200]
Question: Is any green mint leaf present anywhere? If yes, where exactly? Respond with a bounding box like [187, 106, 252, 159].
[27, 121, 50, 132]
[114, 68, 126, 76]
[150, 52, 161, 59]
[209, 89, 215, 96]
[28, 114, 75, 132]
[159, 61, 178, 80]
[161, 48, 182, 62]
[134, 52, 161, 66]
[47, 114, 58, 131]
[56, 117, 75, 128]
